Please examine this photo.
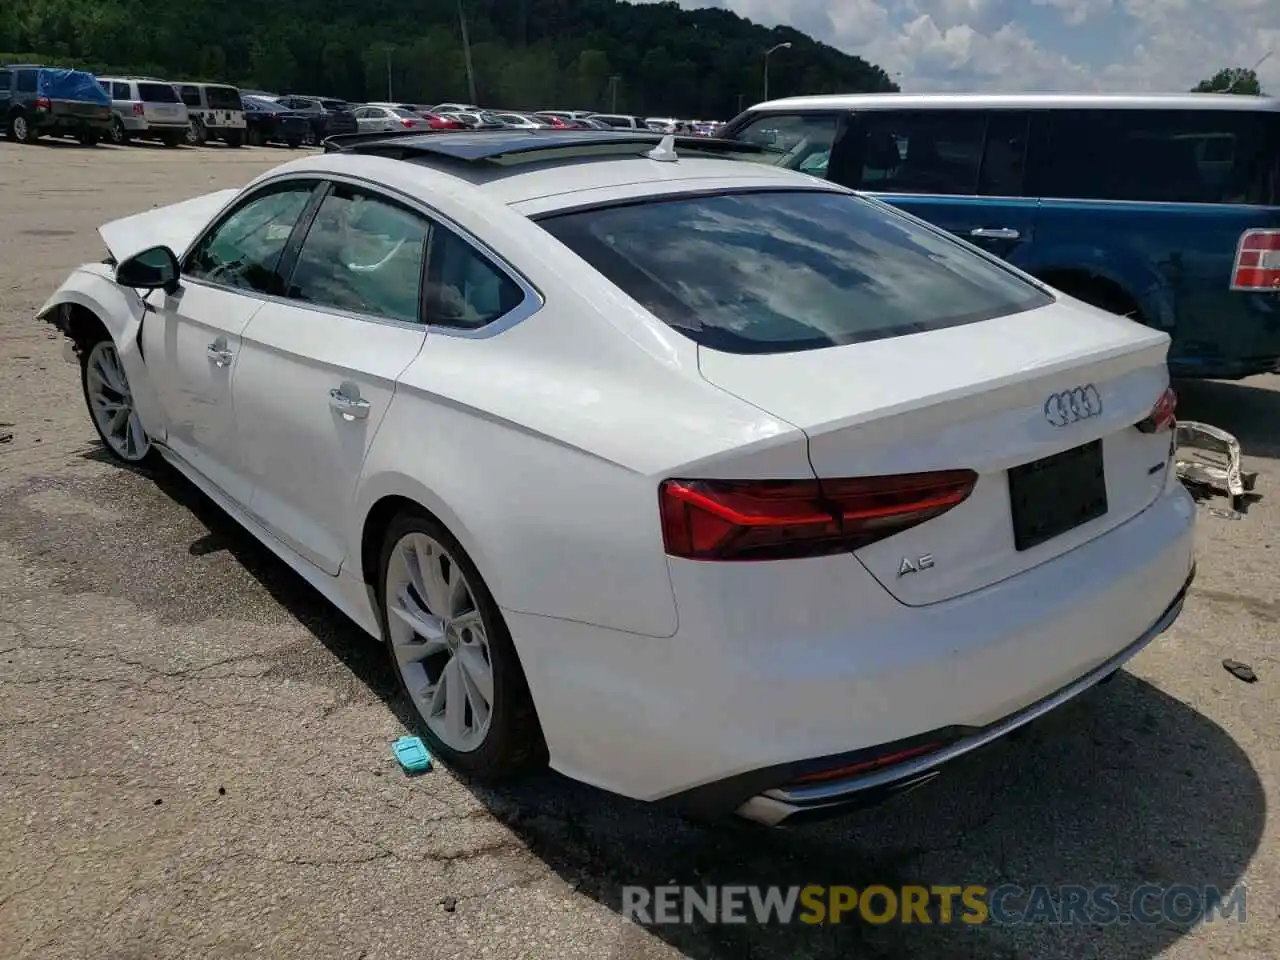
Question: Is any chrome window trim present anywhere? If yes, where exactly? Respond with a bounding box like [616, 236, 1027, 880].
[179, 172, 543, 338]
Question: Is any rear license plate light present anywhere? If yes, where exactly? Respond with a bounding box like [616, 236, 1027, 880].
[1008, 440, 1107, 551]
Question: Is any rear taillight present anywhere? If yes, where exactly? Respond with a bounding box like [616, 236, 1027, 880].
[659, 471, 978, 562]
[1136, 386, 1177, 434]
[34, 96, 51, 111]
[133, 103, 145, 116]
[400, 117, 415, 127]
[1231, 229, 1280, 291]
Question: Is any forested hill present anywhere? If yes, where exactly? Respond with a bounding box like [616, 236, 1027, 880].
[0, 0, 895, 118]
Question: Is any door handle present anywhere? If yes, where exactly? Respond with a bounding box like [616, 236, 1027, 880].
[206, 343, 234, 367]
[329, 387, 371, 420]
[970, 227, 1021, 241]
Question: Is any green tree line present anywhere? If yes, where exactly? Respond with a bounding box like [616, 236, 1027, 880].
[0, 0, 897, 118]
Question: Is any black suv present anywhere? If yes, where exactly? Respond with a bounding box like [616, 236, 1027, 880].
[1, 64, 114, 144]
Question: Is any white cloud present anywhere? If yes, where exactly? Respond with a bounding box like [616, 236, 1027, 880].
[641, 0, 1280, 94]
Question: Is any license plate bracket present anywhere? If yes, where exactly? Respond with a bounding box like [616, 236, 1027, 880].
[1008, 440, 1108, 551]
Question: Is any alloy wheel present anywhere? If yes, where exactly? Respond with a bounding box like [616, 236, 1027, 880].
[84, 341, 150, 462]
[384, 533, 494, 752]
[12, 115, 29, 142]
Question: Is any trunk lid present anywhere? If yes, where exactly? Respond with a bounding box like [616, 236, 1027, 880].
[697, 299, 1175, 605]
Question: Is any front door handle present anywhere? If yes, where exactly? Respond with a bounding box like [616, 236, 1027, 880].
[206, 343, 234, 367]
[329, 386, 371, 420]
[970, 227, 1021, 241]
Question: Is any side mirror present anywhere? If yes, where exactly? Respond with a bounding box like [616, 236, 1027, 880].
[115, 245, 180, 294]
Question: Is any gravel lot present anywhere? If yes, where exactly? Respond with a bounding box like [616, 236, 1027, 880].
[1, 140, 1277, 960]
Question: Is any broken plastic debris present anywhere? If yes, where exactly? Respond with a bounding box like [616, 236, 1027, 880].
[1175, 421, 1258, 510]
[392, 735, 431, 774]
[1222, 659, 1258, 683]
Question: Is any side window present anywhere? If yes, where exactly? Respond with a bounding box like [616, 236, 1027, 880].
[352, 107, 374, 119]
[732, 113, 840, 178]
[179, 85, 201, 108]
[980, 112, 1030, 196]
[858, 110, 986, 195]
[112, 82, 132, 100]
[1040, 109, 1272, 205]
[15, 70, 37, 94]
[0, 70, 11, 91]
[185, 182, 317, 295]
[426, 228, 524, 330]
[286, 184, 430, 324]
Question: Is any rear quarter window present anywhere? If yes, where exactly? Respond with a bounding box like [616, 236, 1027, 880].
[538, 189, 1053, 354]
[1039, 109, 1279, 205]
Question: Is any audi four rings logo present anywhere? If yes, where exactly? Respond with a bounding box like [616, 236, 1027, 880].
[1043, 385, 1103, 426]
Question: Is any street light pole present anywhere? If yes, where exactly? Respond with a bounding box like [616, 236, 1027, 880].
[385, 47, 393, 101]
[763, 41, 791, 102]
[1228, 50, 1273, 93]
[458, 0, 478, 104]
[609, 74, 621, 113]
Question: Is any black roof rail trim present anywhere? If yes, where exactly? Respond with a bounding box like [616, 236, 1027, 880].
[320, 128, 764, 162]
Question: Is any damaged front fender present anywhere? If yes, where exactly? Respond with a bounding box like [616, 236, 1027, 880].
[37, 263, 166, 442]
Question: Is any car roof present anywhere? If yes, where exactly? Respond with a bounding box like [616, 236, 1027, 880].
[750, 92, 1280, 113]
[257, 130, 839, 214]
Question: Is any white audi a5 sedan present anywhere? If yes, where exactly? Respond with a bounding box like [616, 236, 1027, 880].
[37, 130, 1195, 825]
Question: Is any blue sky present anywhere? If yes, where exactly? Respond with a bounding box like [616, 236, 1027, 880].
[641, 0, 1280, 94]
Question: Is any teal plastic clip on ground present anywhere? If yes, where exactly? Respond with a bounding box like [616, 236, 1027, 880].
[392, 735, 432, 774]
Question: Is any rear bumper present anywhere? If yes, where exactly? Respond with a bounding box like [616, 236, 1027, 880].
[506, 481, 1196, 813]
[734, 565, 1193, 825]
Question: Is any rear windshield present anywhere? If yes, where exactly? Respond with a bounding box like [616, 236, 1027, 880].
[538, 190, 1053, 354]
[137, 82, 180, 103]
[205, 86, 242, 110]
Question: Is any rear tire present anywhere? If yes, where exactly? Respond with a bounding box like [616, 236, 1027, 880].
[77, 130, 100, 146]
[186, 118, 207, 146]
[161, 132, 183, 148]
[224, 129, 245, 148]
[377, 510, 546, 780]
[284, 138, 301, 149]
[109, 117, 129, 145]
[8, 111, 37, 143]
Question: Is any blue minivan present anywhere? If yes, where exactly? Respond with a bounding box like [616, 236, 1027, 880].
[720, 93, 1280, 379]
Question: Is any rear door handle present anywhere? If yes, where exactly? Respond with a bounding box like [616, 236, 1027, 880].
[206, 343, 234, 366]
[329, 387, 371, 420]
[970, 227, 1021, 241]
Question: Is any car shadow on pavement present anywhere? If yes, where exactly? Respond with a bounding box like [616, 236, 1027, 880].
[1176, 377, 1280, 460]
[81, 452, 1267, 960]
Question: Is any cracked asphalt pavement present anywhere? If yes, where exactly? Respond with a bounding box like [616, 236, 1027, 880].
[2, 141, 1279, 960]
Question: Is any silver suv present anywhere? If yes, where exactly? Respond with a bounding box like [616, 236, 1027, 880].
[98, 77, 189, 147]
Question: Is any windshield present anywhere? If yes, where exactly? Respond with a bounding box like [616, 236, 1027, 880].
[538, 189, 1053, 354]
[137, 82, 180, 103]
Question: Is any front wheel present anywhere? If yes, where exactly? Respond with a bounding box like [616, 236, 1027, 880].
[161, 132, 183, 148]
[77, 130, 101, 146]
[186, 118, 206, 146]
[79, 336, 157, 466]
[378, 512, 546, 779]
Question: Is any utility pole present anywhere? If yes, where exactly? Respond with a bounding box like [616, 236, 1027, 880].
[458, 0, 478, 104]
[737, 93, 745, 114]
[385, 47, 393, 101]
[608, 75, 621, 113]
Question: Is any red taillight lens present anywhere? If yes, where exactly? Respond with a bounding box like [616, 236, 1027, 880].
[400, 117, 414, 127]
[1136, 386, 1177, 434]
[787, 742, 944, 786]
[659, 471, 978, 562]
[35, 96, 51, 110]
[1231, 229, 1280, 291]
[133, 102, 145, 116]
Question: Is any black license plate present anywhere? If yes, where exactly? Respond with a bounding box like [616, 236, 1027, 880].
[1008, 440, 1108, 551]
